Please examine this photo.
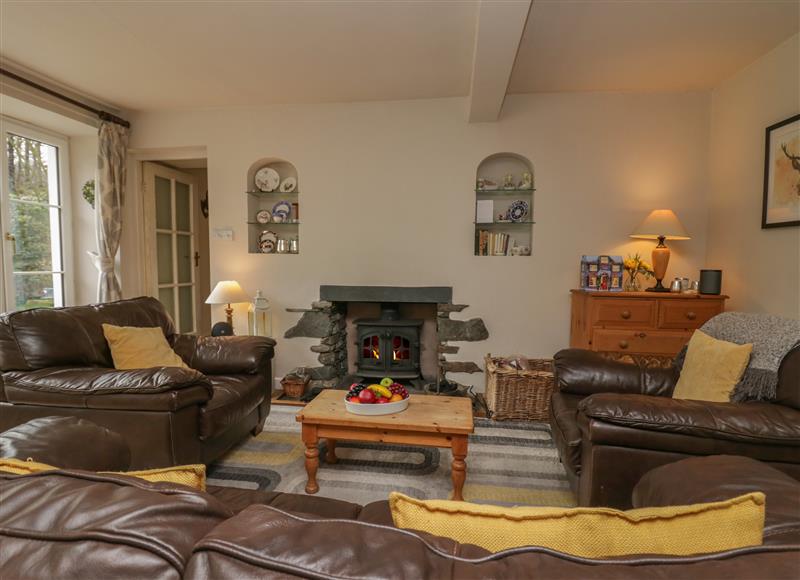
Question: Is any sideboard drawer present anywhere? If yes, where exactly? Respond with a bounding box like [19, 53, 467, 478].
[592, 299, 655, 327]
[658, 300, 723, 330]
[593, 329, 691, 355]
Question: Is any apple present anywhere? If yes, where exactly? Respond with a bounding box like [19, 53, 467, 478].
[376, 397, 390, 404]
[348, 396, 361, 404]
[380, 377, 394, 387]
[358, 389, 376, 404]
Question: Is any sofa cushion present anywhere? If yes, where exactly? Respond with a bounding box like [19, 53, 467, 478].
[206, 486, 363, 518]
[0, 297, 175, 371]
[0, 416, 130, 471]
[389, 491, 765, 557]
[549, 391, 583, 475]
[173, 335, 276, 375]
[632, 455, 800, 546]
[102, 324, 188, 370]
[200, 375, 265, 439]
[0, 470, 232, 579]
[579, 393, 800, 446]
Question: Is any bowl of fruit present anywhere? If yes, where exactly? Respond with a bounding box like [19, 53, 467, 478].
[345, 378, 410, 415]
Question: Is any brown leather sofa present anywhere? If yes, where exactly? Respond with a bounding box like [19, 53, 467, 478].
[551, 345, 800, 508]
[1, 417, 798, 579]
[0, 297, 275, 468]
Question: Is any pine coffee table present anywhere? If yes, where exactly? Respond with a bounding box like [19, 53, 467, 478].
[296, 389, 474, 500]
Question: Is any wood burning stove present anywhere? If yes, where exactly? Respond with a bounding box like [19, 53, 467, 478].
[355, 304, 422, 379]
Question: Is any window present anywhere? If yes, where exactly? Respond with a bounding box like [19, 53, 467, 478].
[1, 118, 72, 312]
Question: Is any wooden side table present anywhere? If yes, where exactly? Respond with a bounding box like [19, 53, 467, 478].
[296, 390, 474, 500]
[570, 290, 728, 358]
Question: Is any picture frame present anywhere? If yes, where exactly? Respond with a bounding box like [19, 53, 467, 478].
[580, 255, 623, 292]
[762, 114, 800, 229]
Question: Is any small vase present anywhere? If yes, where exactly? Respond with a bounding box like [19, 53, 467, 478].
[624, 276, 641, 292]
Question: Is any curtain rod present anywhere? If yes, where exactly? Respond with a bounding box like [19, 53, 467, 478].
[0, 67, 130, 129]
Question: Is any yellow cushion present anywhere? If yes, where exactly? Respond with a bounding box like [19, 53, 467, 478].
[389, 492, 764, 557]
[0, 458, 206, 491]
[102, 323, 188, 370]
[672, 330, 753, 402]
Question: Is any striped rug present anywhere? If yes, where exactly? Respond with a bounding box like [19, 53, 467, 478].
[208, 405, 576, 507]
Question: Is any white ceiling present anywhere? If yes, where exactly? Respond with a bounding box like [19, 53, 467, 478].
[510, 0, 800, 94]
[0, 0, 797, 113]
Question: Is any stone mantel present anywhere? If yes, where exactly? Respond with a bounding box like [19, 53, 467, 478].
[319, 285, 453, 304]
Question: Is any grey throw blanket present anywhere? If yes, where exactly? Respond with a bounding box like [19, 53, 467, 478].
[675, 312, 800, 402]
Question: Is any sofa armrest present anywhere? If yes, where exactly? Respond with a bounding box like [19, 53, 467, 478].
[0, 416, 131, 471]
[173, 335, 275, 375]
[554, 349, 677, 397]
[579, 393, 800, 446]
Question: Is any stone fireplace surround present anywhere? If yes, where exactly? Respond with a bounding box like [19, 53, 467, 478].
[284, 286, 489, 392]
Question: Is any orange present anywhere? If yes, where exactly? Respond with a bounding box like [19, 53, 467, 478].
[390, 394, 404, 402]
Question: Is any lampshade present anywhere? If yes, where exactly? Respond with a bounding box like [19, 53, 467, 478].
[630, 209, 690, 240]
[205, 280, 250, 305]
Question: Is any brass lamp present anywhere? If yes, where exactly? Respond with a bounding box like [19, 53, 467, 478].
[630, 210, 690, 292]
[205, 280, 251, 326]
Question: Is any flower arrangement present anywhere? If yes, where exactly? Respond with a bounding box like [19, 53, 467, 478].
[623, 253, 654, 291]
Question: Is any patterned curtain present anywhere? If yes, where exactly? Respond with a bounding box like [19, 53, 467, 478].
[90, 121, 129, 302]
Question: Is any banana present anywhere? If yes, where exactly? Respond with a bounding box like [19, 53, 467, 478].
[368, 384, 392, 398]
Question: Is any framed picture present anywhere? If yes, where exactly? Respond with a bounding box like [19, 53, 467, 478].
[580, 255, 623, 292]
[762, 114, 800, 228]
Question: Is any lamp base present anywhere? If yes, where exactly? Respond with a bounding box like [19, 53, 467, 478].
[646, 279, 670, 292]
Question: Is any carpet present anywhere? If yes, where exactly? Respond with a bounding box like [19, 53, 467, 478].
[208, 405, 576, 507]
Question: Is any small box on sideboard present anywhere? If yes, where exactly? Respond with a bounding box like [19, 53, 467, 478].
[569, 289, 728, 358]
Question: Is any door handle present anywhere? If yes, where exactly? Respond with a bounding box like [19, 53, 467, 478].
[4, 232, 16, 255]
[194, 251, 200, 267]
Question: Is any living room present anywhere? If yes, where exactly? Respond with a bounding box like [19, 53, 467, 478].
[0, 1, 799, 578]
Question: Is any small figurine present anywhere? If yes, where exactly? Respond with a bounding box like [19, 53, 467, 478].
[477, 177, 497, 191]
[518, 172, 533, 190]
[503, 174, 515, 190]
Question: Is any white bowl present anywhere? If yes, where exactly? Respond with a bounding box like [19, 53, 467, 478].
[344, 395, 410, 415]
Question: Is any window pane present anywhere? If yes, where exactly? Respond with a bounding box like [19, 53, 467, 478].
[155, 176, 172, 230]
[178, 285, 193, 333]
[14, 273, 61, 310]
[9, 200, 54, 272]
[176, 234, 192, 283]
[158, 287, 175, 321]
[6, 134, 59, 205]
[175, 181, 191, 231]
[157, 233, 173, 284]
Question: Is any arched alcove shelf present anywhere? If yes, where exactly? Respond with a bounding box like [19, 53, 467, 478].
[246, 157, 300, 255]
[474, 152, 535, 257]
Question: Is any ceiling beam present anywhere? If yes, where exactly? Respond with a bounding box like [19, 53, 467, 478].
[467, 0, 532, 123]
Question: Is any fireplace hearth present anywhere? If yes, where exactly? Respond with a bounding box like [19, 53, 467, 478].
[355, 304, 422, 380]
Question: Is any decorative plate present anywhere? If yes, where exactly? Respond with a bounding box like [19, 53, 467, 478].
[259, 230, 278, 244]
[508, 200, 529, 222]
[272, 200, 292, 219]
[259, 239, 275, 253]
[280, 177, 297, 193]
[254, 166, 280, 192]
[255, 209, 271, 224]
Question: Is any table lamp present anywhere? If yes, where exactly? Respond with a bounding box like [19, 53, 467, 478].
[206, 280, 250, 326]
[630, 209, 690, 292]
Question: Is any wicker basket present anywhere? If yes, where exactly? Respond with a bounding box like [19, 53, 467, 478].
[280, 375, 310, 399]
[484, 354, 554, 421]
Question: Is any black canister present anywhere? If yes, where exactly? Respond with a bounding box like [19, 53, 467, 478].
[699, 269, 722, 295]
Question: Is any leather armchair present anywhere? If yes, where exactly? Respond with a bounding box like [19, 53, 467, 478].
[0, 297, 275, 469]
[551, 346, 800, 508]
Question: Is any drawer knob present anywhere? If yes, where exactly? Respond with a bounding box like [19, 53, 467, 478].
[638, 332, 647, 338]
[686, 311, 697, 320]
[619, 340, 629, 349]
[620, 310, 631, 319]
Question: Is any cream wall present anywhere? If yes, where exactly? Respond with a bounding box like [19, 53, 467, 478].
[127, 92, 711, 388]
[707, 34, 800, 318]
[68, 134, 98, 305]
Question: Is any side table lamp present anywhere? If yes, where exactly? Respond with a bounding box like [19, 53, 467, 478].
[630, 209, 690, 292]
[206, 280, 251, 334]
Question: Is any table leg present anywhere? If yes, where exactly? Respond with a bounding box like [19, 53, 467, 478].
[451, 436, 468, 501]
[326, 438, 338, 464]
[302, 425, 320, 494]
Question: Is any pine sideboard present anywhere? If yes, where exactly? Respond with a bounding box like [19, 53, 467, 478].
[569, 290, 728, 357]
